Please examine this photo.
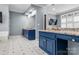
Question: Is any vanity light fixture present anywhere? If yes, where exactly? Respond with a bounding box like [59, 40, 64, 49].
[29, 8, 34, 12]
[31, 10, 36, 16]
[28, 14, 31, 18]
[25, 8, 36, 18]
[25, 12, 29, 16]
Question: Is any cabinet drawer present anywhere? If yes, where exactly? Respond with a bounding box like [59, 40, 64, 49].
[56, 34, 73, 41]
[39, 31, 55, 39]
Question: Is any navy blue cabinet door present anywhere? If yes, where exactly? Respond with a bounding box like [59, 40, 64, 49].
[56, 39, 68, 55]
[39, 36, 47, 50]
[46, 38, 55, 55]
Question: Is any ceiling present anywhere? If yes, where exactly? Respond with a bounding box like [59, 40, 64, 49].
[45, 4, 79, 15]
[9, 4, 79, 15]
[9, 4, 31, 13]
[32, 4, 47, 7]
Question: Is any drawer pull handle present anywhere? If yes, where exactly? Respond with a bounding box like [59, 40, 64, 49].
[72, 39, 75, 42]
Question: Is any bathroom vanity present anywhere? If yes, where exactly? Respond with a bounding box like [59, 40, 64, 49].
[39, 30, 79, 55]
[22, 29, 35, 40]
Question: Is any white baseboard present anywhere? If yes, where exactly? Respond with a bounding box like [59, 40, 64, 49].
[0, 31, 9, 41]
[0, 36, 8, 41]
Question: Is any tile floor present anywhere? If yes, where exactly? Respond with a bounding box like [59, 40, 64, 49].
[0, 36, 47, 55]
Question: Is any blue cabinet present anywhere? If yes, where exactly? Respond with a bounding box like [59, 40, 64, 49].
[46, 38, 56, 55]
[39, 31, 79, 55]
[56, 34, 73, 41]
[39, 31, 55, 39]
[22, 29, 35, 40]
[39, 36, 47, 50]
[39, 31, 68, 55]
[39, 31, 56, 55]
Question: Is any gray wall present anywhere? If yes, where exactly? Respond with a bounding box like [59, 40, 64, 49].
[35, 7, 43, 39]
[0, 4, 9, 40]
[31, 5, 44, 39]
[10, 12, 35, 35]
[0, 5, 9, 36]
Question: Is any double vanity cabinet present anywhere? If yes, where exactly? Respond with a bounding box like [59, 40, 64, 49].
[39, 30, 79, 55]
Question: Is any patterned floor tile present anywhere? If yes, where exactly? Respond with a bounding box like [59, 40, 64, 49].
[0, 36, 47, 55]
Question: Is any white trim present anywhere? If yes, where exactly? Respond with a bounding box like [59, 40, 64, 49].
[0, 31, 8, 41]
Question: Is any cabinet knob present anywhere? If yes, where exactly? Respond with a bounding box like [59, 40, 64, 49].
[72, 39, 75, 42]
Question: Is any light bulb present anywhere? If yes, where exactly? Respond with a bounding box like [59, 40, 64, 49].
[52, 8, 55, 11]
[28, 15, 30, 18]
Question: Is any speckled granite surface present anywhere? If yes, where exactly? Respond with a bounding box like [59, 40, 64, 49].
[39, 30, 79, 36]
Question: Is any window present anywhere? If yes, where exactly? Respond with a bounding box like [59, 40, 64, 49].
[74, 16, 79, 22]
[73, 11, 79, 28]
[61, 15, 67, 28]
[61, 11, 79, 28]
[66, 14, 73, 22]
[67, 23, 73, 28]
[74, 22, 79, 28]
[61, 23, 66, 28]
[61, 15, 66, 23]
[66, 13, 73, 28]
[74, 12, 79, 22]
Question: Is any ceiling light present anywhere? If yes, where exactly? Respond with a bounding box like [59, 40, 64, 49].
[52, 8, 55, 11]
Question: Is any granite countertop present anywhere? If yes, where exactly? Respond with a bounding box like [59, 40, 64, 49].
[39, 30, 79, 36]
[23, 29, 35, 30]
